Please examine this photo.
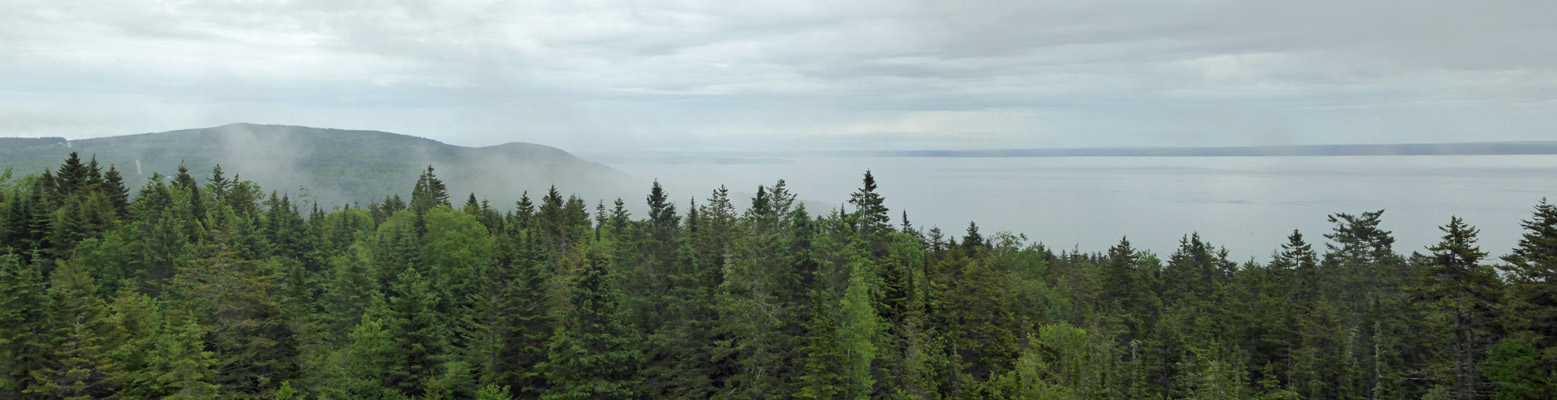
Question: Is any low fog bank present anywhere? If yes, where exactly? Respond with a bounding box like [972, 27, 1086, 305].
[593, 153, 1557, 262]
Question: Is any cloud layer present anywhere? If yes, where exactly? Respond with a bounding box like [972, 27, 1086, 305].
[2, 0, 1553, 150]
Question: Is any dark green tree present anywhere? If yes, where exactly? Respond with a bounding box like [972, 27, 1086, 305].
[101, 165, 129, 216]
[848, 171, 890, 245]
[543, 251, 643, 400]
[174, 250, 299, 399]
[148, 315, 222, 399]
[0, 254, 53, 398]
[411, 165, 451, 215]
[485, 231, 556, 398]
[380, 266, 452, 397]
[1499, 199, 1557, 357]
[1417, 216, 1502, 399]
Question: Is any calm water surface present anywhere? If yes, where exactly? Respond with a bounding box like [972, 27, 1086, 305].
[598, 155, 1557, 261]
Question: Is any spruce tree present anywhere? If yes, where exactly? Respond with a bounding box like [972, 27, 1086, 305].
[1500, 199, 1557, 350]
[341, 316, 398, 399]
[36, 258, 113, 400]
[411, 165, 451, 214]
[208, 164, 231, 200]
[839, 258, 882, 400]
[848, 171, 889, 244]
[543, 252, 642, 400]
[102, 165, 129, 216]
[646, 181, 678, 241]
[174, 251, 298, 398]
[1419, 216, 1502, 400]
[487, 232, 556, 398]
[381, 266, 452, 397]
[319, 246, 382, 341]
[0, 254, 53, 397]
[149, 315, 221, 399]
[104, 286, 162, 399]
[55, 152, 89, 199]
[796, 291, 846, 399]
[513, 192, 535, 231]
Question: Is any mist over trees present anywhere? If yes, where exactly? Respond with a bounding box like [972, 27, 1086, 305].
[1, 152, 1555, 399]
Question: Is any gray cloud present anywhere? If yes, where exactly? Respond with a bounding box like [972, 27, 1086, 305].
[1, 0, 1552, 150]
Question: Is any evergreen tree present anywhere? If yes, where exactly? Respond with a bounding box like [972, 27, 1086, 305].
[929, 247, 1016, 382]
[796, 291, 847, 399]
[43, 321, 115, 399]
[646, 181, 678, 242]
[1500, 199, 1557, 358]
[209, 164, 231, 200]
[102, 165, 129, 216]
[839, 258, 883, 400]
[411, 165, 451, 214]
[487, 232, 556, 398]
[104, 286, 162, 399]
[848, 171, 890, 245]
[174, 250, 298, 398]
[543, 251, 642, 400]
[34, 258, 113, 399]
[380, 266, 452, 397]
[0, 254, 53, 398]
[513, 192, 535, 231]
[319, 245, 382, 341]
[1414, 217, 1502, 399]
[149, 315, 222, 399]
[55, 152, 89, 198]
[341, 316, 399, 399]
[961, 221, 984, 252]
[172, 163, 197, 190]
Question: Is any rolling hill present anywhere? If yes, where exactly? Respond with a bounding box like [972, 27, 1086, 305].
[0, 123, 637, 207]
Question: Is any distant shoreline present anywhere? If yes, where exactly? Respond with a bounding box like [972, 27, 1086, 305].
[864, 141, 1557, 157]
[585, 141, 1557, 164]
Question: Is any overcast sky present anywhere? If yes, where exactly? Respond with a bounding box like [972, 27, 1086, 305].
[2, 0, 1553, 151]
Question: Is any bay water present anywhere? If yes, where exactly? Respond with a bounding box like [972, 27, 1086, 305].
[597, 154, 1557, 262]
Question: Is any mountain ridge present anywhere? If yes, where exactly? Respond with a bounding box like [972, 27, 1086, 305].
[0, 123, 635, 207]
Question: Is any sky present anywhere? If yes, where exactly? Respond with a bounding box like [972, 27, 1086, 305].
[2, 0, 1553, 151]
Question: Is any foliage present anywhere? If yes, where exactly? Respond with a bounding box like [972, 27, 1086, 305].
[0, 153, 1551, 398]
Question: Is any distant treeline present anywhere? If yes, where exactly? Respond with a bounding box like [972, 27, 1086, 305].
[1, 152, 1554, 399]
[0, 137, 68, 150]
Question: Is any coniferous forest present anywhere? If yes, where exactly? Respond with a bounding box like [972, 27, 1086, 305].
[4, 152, 1557, 400]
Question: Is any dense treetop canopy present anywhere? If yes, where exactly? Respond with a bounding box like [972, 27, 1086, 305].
[0, 153, 1554, 399]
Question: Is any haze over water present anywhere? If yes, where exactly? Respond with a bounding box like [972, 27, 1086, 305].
[599, 154, 1557, 261]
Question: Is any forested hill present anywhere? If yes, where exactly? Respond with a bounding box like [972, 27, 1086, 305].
[2, 150, 1556, 399]
[0, 123, 634, 206]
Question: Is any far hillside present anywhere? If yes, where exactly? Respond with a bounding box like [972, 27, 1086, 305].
[0, 123, 636, 207]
